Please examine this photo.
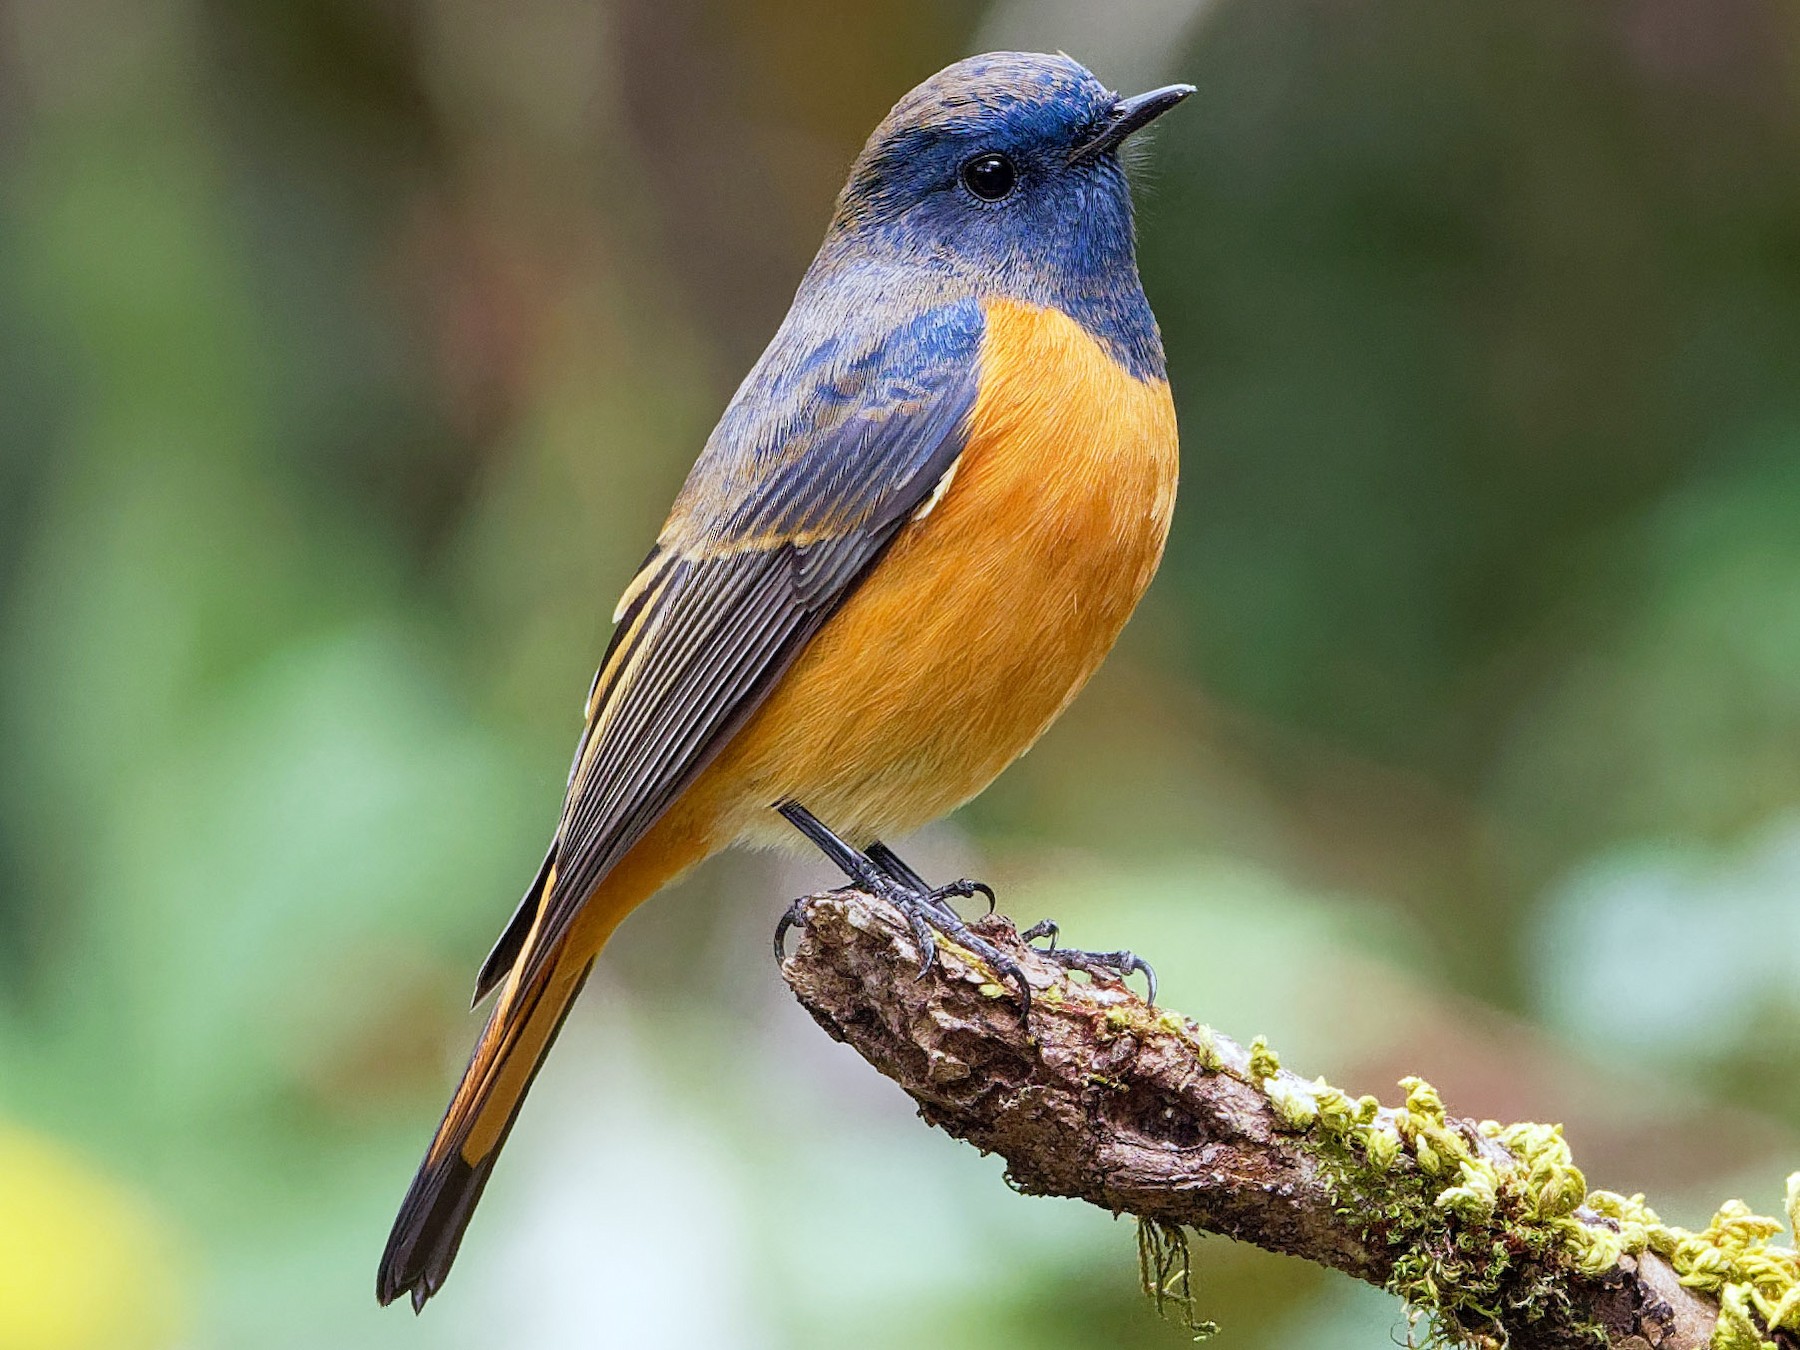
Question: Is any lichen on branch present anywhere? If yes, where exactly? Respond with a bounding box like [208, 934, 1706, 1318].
[778, 887, 1800, 1350]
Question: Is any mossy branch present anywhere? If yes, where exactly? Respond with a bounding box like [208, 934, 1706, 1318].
[778, 888, 1800, 1350]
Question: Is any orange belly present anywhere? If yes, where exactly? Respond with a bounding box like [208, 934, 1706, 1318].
[677, 295, 1180, 849]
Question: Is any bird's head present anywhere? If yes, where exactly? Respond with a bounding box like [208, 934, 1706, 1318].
[825, 52, 1192, 284]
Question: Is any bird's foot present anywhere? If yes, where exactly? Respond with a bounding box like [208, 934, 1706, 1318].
[773, 802, 1027, 1007]
[772, 895, 812, 961]
[1019, 919, 1157, 1004]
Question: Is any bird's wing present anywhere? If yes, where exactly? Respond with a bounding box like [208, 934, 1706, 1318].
[476, 297, 986, 1001]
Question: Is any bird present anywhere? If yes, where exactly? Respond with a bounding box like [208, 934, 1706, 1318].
[377, 50, 1191, 1311]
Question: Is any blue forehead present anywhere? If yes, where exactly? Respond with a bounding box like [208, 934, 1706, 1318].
[866, 52, 1116, 161]
[911, 51, 1112, 124]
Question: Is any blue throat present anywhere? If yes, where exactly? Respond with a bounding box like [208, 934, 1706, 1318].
[818, 213, 1166, 383]
[820, 156, 1165, 381]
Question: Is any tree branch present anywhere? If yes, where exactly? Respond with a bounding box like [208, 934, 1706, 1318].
[779, 888, 1799, 1350]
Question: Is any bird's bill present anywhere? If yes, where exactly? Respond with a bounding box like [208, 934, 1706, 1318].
[1070, 83, 1196, 162]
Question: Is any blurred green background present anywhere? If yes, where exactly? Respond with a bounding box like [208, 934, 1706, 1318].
[3, 0, 1799, 1346]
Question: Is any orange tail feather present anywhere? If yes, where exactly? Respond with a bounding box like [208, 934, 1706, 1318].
[377, 818, 711, 1311]
[376, 948, 591, 1311]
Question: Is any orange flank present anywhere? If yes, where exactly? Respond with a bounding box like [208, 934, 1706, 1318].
[614, 297, 1180, 877]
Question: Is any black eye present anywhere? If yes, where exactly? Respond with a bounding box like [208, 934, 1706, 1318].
[960, 152, 1017, 202]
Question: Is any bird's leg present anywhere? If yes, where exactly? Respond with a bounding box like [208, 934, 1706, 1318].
[774, 801, 1026, 1006]
[865, 841, 996, 917]
[1019, 919, 1157, 1005]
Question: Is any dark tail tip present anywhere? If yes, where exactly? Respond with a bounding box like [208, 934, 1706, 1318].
[378, 954, 594, 1312]
[376, 1148, 497, 1312]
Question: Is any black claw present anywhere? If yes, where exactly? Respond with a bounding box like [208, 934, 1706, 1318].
[1022, 920, 1157, 1004]
[1122, 953, 1158, 1006]
[934, 878, 992, 910]
[870, 844, 998, 918]
[988, 950, 1029, 1005]
[902, 904, 940, 979]
[774, 896, 811, 959]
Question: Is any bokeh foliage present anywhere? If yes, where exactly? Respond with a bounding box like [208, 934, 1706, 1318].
[1, 1, 1797, 1346]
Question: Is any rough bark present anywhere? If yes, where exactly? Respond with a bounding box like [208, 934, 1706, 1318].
[778, 888, 1787, 1350]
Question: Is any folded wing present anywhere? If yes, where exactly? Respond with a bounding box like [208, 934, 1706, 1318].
[486, 296, 986, 999]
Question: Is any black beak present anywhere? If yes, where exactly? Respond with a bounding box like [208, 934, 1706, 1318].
[1071, 83, 1196, 162]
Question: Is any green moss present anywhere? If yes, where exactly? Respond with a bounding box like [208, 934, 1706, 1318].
[1102, 1001, 1798, 1346]
[1187, 1022, 1225, 1071]
[1258, 1057, 1800, 1347]
[1062, 982, 1794, 1344]
[1137, 1218, 1219, 1341]
[1246, 1036, 1281, 1082]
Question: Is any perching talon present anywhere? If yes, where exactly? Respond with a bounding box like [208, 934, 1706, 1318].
[867, 842, 998, 917]
[1023, 918, 1157, 1004]
[773, 896, 812, 960]
[779, 801, 1029, 1008]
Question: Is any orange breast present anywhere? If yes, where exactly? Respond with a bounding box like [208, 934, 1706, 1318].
[686, 296, 1180, 848]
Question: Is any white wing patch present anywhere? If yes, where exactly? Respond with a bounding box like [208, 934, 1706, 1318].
[910, 456, 961, 523]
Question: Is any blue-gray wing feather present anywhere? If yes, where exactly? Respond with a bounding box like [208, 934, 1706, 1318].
[476, 296, 985, 1001]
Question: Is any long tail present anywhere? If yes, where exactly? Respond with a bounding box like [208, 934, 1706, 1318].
[376, 936, 592, 1311]
[376, 820, 707, 1311]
